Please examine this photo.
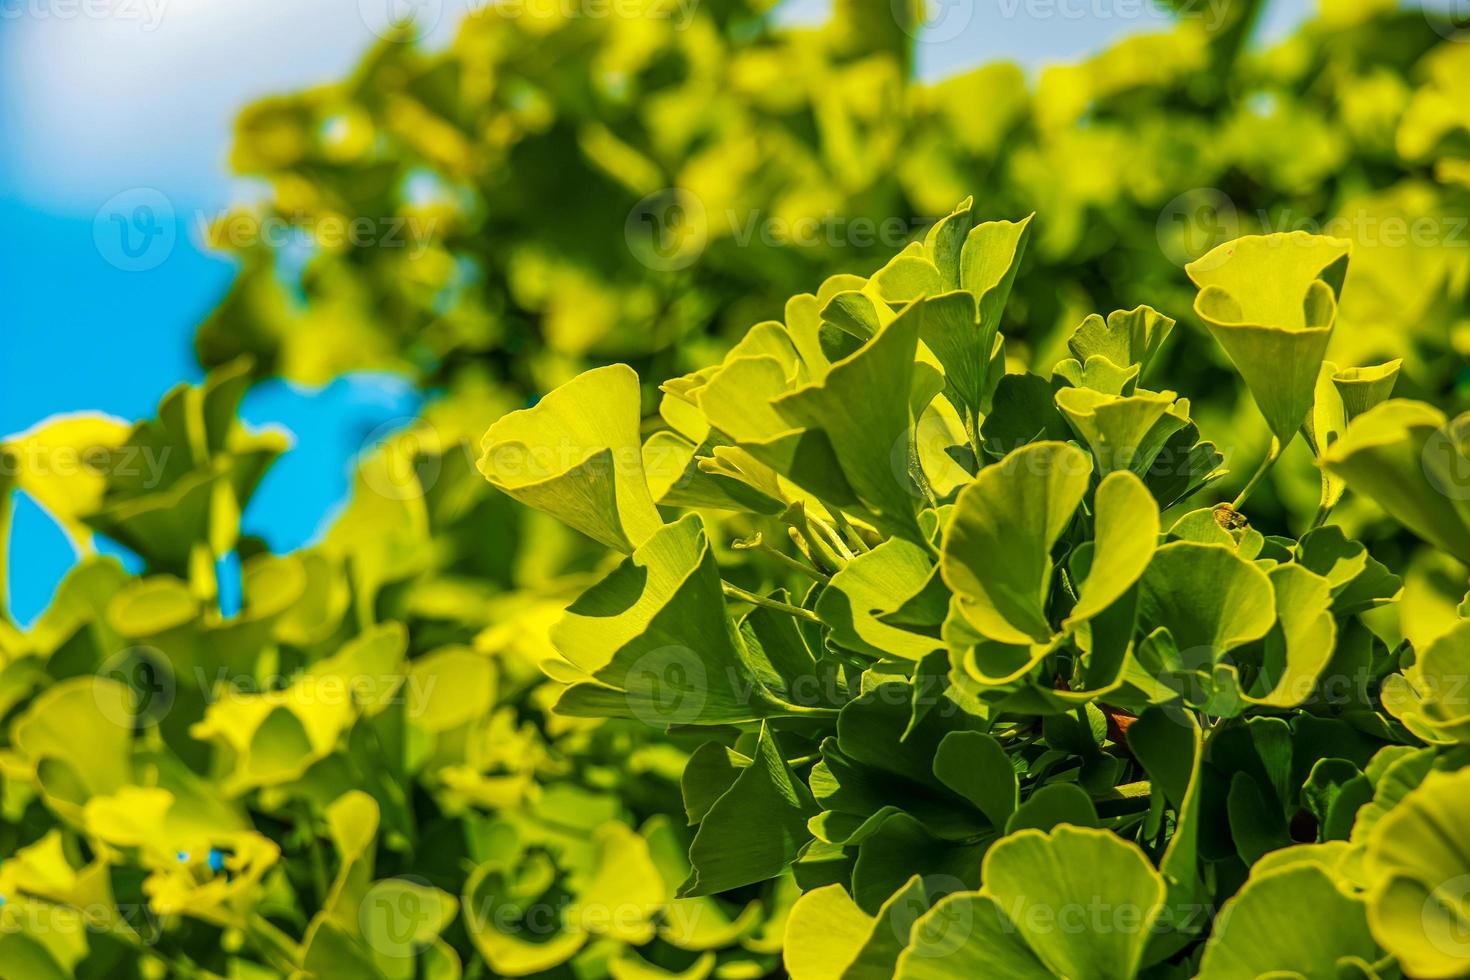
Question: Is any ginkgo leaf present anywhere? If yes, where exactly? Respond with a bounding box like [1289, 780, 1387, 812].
[1380, 619, 1470, 744]
[1321, 399, 1470, 563]
[478, 364, 664, 553]
[1139, 541, 1276, 663]
[784, 874, 927, 980]
[817, 538, 942, 662]
[1197, 864, 1379, 979]
[1064, 305, 1176, 383]
[1302, 359, 1401, 514]
[959, 215, 1033, 332]
[1064, 471, 1160, 626]
[899, 826, 1167, 979]
[681, 724, 816, 897]
[3, 414, 131, 549]
[1054, 387, 1185, 477]
[549, 515, 811, 725]
[941, 441, 1091, 643]
[1364, 767, 1470, 977]
[774, 306, 934, 541]
[1187, 232, 1351, 442]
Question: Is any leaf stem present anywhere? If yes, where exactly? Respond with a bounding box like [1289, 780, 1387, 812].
[828, 509, 871, 554]
[789, 516, 845, 573]
[294, 802, 330, 908]
[721, 581, 822, 622]
[737, 534, 831, 584]
[963, 406, 983, 469]
[810, 515, 855, 560]
[1230, 436, 1282, 511]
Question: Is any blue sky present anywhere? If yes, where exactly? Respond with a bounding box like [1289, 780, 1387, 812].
[0, 0, 1318, 624]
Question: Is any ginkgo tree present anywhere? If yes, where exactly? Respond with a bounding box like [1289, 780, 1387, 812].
[475, 199, 1470, 978]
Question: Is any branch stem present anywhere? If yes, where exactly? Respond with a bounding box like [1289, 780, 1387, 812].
[1230, 436, 1282, 511]
[721, 581, 822, 622]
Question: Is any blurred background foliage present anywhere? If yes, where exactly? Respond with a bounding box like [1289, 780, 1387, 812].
[3, 0, 1470, 975]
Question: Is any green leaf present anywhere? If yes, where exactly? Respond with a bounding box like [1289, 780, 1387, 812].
[941, 441, 1092, 643]
[1055, 387, 1186, 477]
[850, 812, 983, 913]
[462, 859, 587, 976]
[578, 822, 668, 944]
[644, 816, 761, 952]
[1186, 232, 1350, 442]
[959, 215, 1033, 335]
[1138, 541, 1276, 662]
[921, 197, 975, 291]
[773, 305, 936, 541]
[1321, 399, 1470, 563]
[1128, 709, 1205, 908]
[898, 891, 1053, 979]
[1053, 355, 1140, 397]
[3, 414, 130, 550]
[817, 538, 943, 662]
[932, 731, 1016, 829]
[681, 724, 816, 896]
[10, 679, 134, 823]
[783, 883, 882, 980]
[1197, 865, 1378, 979]
[1064, 471, 1160, 627]
[908, 291, 992, 421]
[1381, 619, 1470, 744]
[1333, 359, 1403, 423]
[1302, 359, 1401, 513]
[901, 826, 1166, 979]
[1217, 564, 1337, 710]
[1295, 525, 1403, 615]
[478, 364, 664, 552]
[1064, 305, 1176, 383]
[551, 515, 809, 725]
[1364, 767, 1470, 977]
[980, 373, 1073, 460]
[784, 875, 929, 980]
[1142, 421, 1227, 509]
[1005, 784, 1099, 834]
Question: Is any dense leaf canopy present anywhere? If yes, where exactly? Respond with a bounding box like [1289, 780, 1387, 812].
[5, 0, 1470, 977]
